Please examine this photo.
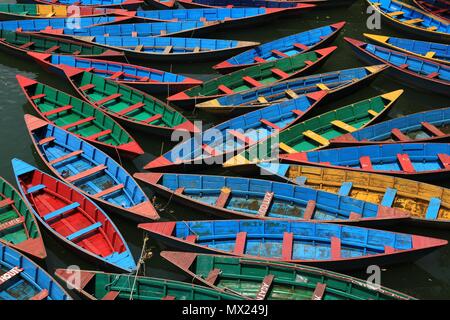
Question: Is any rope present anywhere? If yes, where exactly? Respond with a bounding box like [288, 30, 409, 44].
[157, 192, 198, 237]
[129, 234, 150, 300]
[114, 146, 123, 167]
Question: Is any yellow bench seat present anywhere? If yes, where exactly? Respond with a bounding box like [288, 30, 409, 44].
[331, 120, 357, 133]
[302, 130, 329, 146]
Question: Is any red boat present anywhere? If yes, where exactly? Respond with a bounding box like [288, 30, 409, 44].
[413, 0, 450, 21]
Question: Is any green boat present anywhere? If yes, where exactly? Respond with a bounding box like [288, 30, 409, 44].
[0, 176, 46, 260]
[17, 75, 144, 159]
[62, 65, 197, 136]
[224, 90, 404, 168]
[0, 29, 123, 60]
[161, 251, 416, 300]
[167, 46, 337, 108]
[54, 269, 243, 300]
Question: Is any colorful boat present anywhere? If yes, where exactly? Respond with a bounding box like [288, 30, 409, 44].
[168, 47, 336, 107]
[133, 172, 409, 224]
[72, 35, 260, 62]
[345, 37, 449, 96]
[24, 114, 159, 222]
[28, 52, 203, 95]
[366, 0, 449, 43]
[0, 16, 131, 33]
[61, 65, 197, 136]
[177, 0, 315, 9]
[213, 22, 345, 74]
[31, 0, 144, 10]
[330, 107, 450, 146]
[413, 0, 450, 21]
[0, 4, 127, 20]
[13, 159, 137, 272]
[279, 143, 450, 180]
[0, 177, 46, 260]
[42, 21, 222, 38]
[0, 29, 123, 60]
[145, 0, 176, 8]
[0, 242, 71, 300]
[364, 33, 450, 65]
[16, 75, 144, 159]
[195, 65, 388, 115]
[258, 163, 450, 227]
[161, 251, 416, 300]
[54, 269, 243, 300]
[138, 219, 447, 270]
[224, 90, 403, 168]
[143, 91, 326, 171]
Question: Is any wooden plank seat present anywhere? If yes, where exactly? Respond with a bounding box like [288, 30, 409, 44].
[349, 212, 362, 220]
[202, 144, 219, 156]
[304, 60, 314, 66]
[316, 83, 330, 90]
[331, 120, 357, 133]
[359, 156, 373, 170]
[0, 267, 23, 286]
[72, 50, 81, 55]
[404, 18, 424, 24]
[271, 49, 288, 58]
[387, 10, 404, 16]
[260, 118, 281, 130]
[218, 84, 234, 94]
[163, 45, 173, 54]
[438, 153, 450, 169]
[397, 154, 415, 173]
[117, 102, 145, 116]
[61, 116, 95, 130]
[243, 76, 263, 87]
[30, 93, 46, 101]
[312, 283, 327, 300]
[19, 41, 35, 49]
[293, 43, 309, 51]
[46, 11, 56, 17]
[49, 150, 83, 165]
[0, 216, 25, 232]
[338, 182, 353, 196]
[30, 289, 49, 300]
[215, 187, 231, 208]
[258, 192, 274, 217]
[278, 142, 297, 154]
[131, 31, 137, 37]
[281, 232, 293, 260]
[94, 184, 124, 198]
[109, 71, 124, 80]
[205, 268, 221, 285]
[43, 202, 80, 222]
[330, 237, 341, 259]
[96, 93, 122, 105]
[66, 222, 102, 241]
[193, 46, 200, 53]
[38, 136, 55, 146]
[257, 96, 268, 104]
[143, 114, 163, 124]
[426, 72, 439, 79]
[285, 89, 299, 99]
[255, 275, 274, 300]
[228, 129, 255, 145]
[421, 121, 445, 136]
[424, 51, 436, 58]
[175, 187, 185, 194]
[27, 184, 45, 194]
[234, 232, 247, 255]
[101, 291, 120, 300]
[425, 197, 441, 220]
[66, 165, 107, 183]
[134, 44, 144, 52]
[398, 63, 409, 69]
[160, 30, 167, 36]
[161, 295, 176, 300]
[42, 105, 73, 117]
[87, 129, 112, 141]
[381, 187, 397, 207]
[368, 109, 379, 117]
[427, 26, 438, 31]
[271, 68, 290, 79]
[0, 198, 14, 209]
[44, 45, 60, 53]
[303, 200, 316, 220]
[384, 246, 395, 254]
[254, 57, 267, 63]
[391, 128, 410, 141]
[303, 130, 329, 146]
[185, 235, 197, 243]
[79, 83, 95, 91]
[291, 109, 304, 117]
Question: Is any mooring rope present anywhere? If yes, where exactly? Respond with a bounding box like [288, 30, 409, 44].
[129, 234, 150, 300]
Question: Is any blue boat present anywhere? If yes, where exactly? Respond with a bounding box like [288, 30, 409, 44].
[73, 35, 260, 62]
[213, 22, 346, 73]
[366, 0, 449, 42]
[0, 16, 131, 33]
[28, 52, 202, 95]
[280, 143, 450, 179]
[23, 114, 159, 222]
[143, 91, 327, 171]
[196, 65, 388, 114]
[177, 0, 315, 10]
[346, 37, 450, 96]
[43, 21, 222, 38]
[32, 0, 144, 10]
[364, 33, 450, 65]
[133, 172, 410, 224]
[331, 107, 450, 146]
[12, 159, 137, 273]
[138, 219, 447, 270]
[0, 241, 71, 300]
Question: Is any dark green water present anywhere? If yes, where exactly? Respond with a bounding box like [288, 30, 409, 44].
[0, 0, 449, 300]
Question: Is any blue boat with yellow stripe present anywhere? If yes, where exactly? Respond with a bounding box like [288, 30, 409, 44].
[138, 219, 448, 270]
[0, 241, 71, 300]
[32, 0, 144, 10]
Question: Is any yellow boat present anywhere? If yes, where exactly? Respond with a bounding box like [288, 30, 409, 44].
[259, 163, 450, 226]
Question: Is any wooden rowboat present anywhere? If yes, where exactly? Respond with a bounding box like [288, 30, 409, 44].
[0, 30, 123, 60]
[258, 163, 450, 228]
[61, 65, 198, 136]
[31, 0, 144, 10]
[330, 107, 450, 146]
[413, 0, 450, 21]
[28, 52, 203, 95]
[345, 37, 449, 96]
[224, 90, 403, 168]
[195, 65, 388, 115]
[143, 91, 326, 171]
[168, 47, 337, 108]
[133, 172, 409, 224]
[364, 33, 449, 65]
[138, 219, 447, 270]
[13, 159, 137, 272]
[16, 75, 144, 159]
[177, 0, 315, 10]
[144, 0, 176, 8]
[213, 22, 345, 74]
[72, 35, 260, 62]
[279, 143, 450, 180]
[24, 114, 159, 222]
[54, 269, 243, 300]
[0, 4, 128, 20]
[367, 0, 449, 43]
[0, 242, 71, 300]
[0, 176, 46, 260]
[161, 251, 416, 300]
